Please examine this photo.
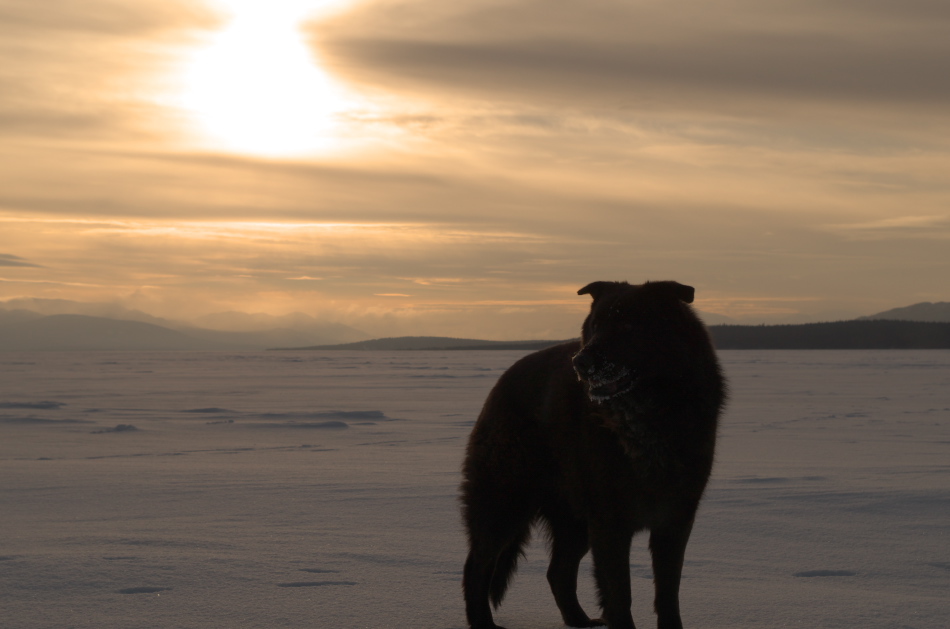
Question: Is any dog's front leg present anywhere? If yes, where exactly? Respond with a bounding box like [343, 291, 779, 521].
[648, 516, 695, 629]
[589, 520, 636, 629]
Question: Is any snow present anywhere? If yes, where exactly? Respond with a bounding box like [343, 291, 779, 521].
[0, 350, 947, 628]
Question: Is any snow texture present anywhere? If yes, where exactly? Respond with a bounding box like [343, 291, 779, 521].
[0, 350, 947, 628]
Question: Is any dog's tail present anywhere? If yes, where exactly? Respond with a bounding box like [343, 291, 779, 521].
[488, 527, 531, 608]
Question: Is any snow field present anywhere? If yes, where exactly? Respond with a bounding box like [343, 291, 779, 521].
[0, 350, 947, 628]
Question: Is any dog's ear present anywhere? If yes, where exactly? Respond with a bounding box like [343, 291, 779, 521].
[578, 281, 625, 301]
[665, 281, 695, 303]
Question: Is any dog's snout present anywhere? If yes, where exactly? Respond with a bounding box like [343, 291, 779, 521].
[571, 351, 597, 377]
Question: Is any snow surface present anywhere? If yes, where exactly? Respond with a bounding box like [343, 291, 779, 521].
[0, 350, 947, 629]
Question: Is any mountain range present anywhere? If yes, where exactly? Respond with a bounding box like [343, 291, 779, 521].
[0, 301, 367, 351]
[857, 301, 950, 323]
[278, 336, 576, 351]
[280, 320, 950, 351]
[1, 300, 948, 351]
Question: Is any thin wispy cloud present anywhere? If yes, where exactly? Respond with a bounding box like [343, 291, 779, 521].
[0, 253, 41, 268]
[822, 215, 950, 240]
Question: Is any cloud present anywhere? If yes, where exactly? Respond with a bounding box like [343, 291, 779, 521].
[0, 0, 219, 141]
[0, 0, 218, 37]
[0, 253, 40, 268]
[821, 215, 950, 240]
[1, 0, 949, 331]
[315, 0, 950, 116]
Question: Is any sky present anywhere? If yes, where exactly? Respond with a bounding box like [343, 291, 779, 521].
[1, 0, 949, 339]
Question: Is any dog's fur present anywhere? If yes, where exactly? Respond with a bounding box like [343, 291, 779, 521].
[461, 281, 726, 629]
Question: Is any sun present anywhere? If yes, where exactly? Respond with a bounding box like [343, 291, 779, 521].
[180, 0, 354, 156]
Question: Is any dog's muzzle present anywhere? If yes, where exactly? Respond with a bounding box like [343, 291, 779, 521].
[572, 350, 635, 402]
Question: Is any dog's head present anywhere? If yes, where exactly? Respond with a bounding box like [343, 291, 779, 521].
[572, 280, 698, 403]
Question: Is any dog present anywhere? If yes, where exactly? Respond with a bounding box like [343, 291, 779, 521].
[461, 280, 726, 629]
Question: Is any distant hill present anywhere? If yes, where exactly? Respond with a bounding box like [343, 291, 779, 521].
[708, 320, 950, 349]
[282, 320, 950, 352]
[0, 309, 44, 327]
[0, 303, 369, 351]
[0, 298, 182, 327]
[859, 302, 950, 323]
[3, 300, 950, 351]
[190, 311, 364, 338]
[277, 336, 575, 351]
[171, 324, 367, 350]
[0, 315, 234, 351]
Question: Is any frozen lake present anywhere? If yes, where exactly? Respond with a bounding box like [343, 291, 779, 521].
[1, 350, 948, 628]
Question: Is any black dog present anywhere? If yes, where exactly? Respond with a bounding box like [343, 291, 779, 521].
[461, 281, 726, 629]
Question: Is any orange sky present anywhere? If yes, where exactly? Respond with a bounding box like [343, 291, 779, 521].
[1, 0, 948, 339]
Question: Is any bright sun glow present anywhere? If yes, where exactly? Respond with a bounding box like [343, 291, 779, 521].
[180, 0, 354, 156]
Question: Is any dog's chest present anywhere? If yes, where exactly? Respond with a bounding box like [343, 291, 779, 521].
[598, 407, 675, 474]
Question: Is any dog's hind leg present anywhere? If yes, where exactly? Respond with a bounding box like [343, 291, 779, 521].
[544, 511, 604, 628]
[463, 546, 506, 629]
[463, 512, 532, 629]
[488, 523, 531, 609]
[461, 400, 548, 629]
